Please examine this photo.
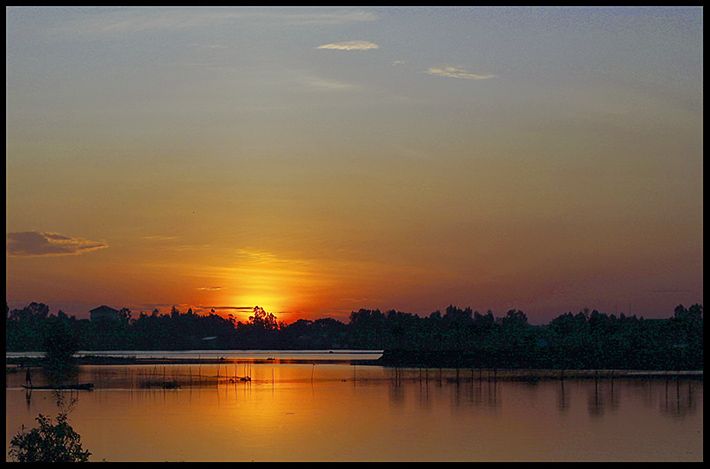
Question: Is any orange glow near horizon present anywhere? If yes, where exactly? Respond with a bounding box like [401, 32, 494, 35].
[5, 7, 703, 323]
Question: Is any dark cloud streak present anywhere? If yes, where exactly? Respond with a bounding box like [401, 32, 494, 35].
[7, 231, 108, 257]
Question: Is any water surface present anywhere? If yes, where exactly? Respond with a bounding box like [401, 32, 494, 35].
[5, 353, 702, 461]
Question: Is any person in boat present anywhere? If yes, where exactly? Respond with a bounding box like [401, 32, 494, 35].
[25, 367, 32, 387]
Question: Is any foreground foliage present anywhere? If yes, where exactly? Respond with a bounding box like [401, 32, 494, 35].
[9, 413, 91, 462]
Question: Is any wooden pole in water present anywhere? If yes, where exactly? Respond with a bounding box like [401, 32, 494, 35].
[688, 381, 692, 403]
[665, 373, 669, 400]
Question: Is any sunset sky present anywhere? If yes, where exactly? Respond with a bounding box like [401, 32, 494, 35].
[6, 7, 703, 323]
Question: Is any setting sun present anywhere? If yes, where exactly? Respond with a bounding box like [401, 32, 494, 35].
[5, 6, 703, 463]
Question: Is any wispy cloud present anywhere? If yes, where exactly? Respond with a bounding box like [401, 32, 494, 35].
[317, 40, 379, 51]
[197, 286, 223, 291]
[52, 9, 378, 36]
[392, 60, 406, 66]
[426, 66, 496, 80]
[7, 231, 108, 257]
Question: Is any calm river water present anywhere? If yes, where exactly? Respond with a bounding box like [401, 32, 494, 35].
[5, 351, 703, 461]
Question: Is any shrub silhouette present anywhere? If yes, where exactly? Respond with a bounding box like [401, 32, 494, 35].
[9, 412, 91, 462]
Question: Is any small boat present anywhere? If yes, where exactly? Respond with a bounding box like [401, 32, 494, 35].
[22, 383, 94, 391]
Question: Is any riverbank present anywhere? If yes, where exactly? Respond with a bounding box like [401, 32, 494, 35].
[373, 349, 705, 373]
[6, 357, 703, 382]
[6, 355, 366, 367]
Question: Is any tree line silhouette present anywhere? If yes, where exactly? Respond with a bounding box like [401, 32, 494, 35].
[5, 303, 703, 370]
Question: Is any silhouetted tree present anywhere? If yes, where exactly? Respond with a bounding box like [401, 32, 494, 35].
[9, 413, 90, 462]
[43, 321, 80, 378]
[5, 302, 703, 370]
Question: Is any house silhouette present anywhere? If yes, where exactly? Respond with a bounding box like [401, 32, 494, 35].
[89, 305, 120, 321]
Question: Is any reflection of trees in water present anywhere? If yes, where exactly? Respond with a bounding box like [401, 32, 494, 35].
[587, 371, 627, 417]
[44, 362, 79, 388]
[385, 371, 692, 418]
[388, 380, 405, 407]
[24, 385, 81, 412]
[386, 374, 701, 419]
[587, 378, 605, 417]
[619, 377, 699, 419]
[417, 379, 432, 410]
[485, 381, 499, 409]
[387, 370, 501, 412]
[469, 379, 486, 407]
[660, 378, 697, 418]
[608, 378, 620, 412]
[641, 379, 655, 409]
[388, 368, 405, 407]
[451, 377, 500, 412]
[581, 377, 700, 419]
[23, 366, 82, 411]
[585, 377, 620, 416]
[557, 380, 569, 412]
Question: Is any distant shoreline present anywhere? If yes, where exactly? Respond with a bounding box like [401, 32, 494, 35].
[4, 354, 704, 380]
[5, 351, 381, 367]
